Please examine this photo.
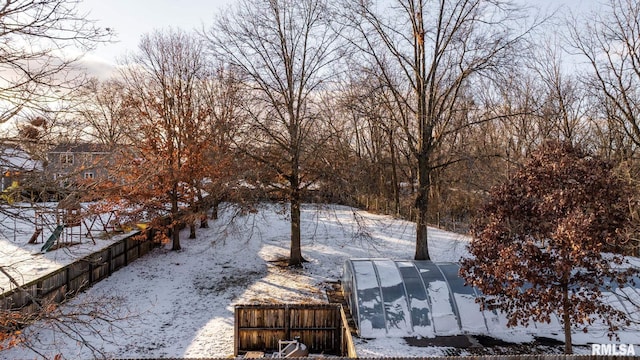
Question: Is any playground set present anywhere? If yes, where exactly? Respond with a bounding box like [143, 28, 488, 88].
[28, 202, 123, 253]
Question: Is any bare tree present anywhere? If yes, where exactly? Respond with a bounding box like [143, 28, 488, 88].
[200, 63, 246, 222]
[569, 0, 640, 150]
[205, 0, 342, 266]
[568, 0, 640, 256]
[340, 67, 411, 217]
[486, 34, 592, 176]
[0, 0, 113, 125]
[75, 78, 131, 147]
[530, 37, 591, 146]
[342, 0, 535, 259]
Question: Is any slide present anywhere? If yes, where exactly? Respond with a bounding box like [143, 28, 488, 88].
[41, 225, 64, 252]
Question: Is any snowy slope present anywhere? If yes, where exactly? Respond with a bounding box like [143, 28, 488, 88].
[2, 203, 469, 358]
[2, 203, 638, 359]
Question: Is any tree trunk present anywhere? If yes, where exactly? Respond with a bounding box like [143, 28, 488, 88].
[414, 1, 430, 261]
[200, 213, 209, 228]
[211, 200, 219, 220]
[171, 191, 181, 251]
[197, 189, 208, 228]
[188, 200, 197, 239]
[289, 146, 304, 266]
[562, 283, 573, 354]
[289, 193, 304, 267]
[414, 154, 431, 260]
[189, 222, 196, 239]
[415, 210, 430, 260]
[389, 128, 400, 216]
[171, 223, 181, 250]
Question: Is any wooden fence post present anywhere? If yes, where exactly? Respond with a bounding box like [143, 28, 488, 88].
[234, 305, 239, 357]
[107, 246, 113, 276]
[284, 304, 290, 341]
[36, 280, 42, 298]
[65, 267, 71, 295]
[124, 238, 129, 265]
[88, 260, 93, 285]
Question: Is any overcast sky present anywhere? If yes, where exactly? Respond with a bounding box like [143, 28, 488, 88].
[78, 0, 232, 74]
[77, 0, 598, 77]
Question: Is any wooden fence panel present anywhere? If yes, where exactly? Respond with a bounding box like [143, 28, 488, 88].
[126, 246, 139, 263]
[237, 305, 287, 329]
[289, 305, 341, 354]
[92, 260, 109, 283]
[0, 230, 155, 314]
[239, 328, 287, 353]
[112, 252, 126, 271]
[235, 304, 354, 357]
[39, 270, 65, 295]
[68, 270, 89, 294]
[4, 285, 32, 308]
[139, 240, 152, 256]
[68, 260, 88, 279]
[41, 285, 66, 305]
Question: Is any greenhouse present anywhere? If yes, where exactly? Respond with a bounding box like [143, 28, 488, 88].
[342, 259, 640, 339]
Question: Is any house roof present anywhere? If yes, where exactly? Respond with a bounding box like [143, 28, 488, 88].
[49, 143, 112, 154]
[0, 146, 43, 172]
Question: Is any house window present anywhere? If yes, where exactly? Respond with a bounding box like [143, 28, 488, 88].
[60, 153, 74, 165]
[83, 172, 95, 179]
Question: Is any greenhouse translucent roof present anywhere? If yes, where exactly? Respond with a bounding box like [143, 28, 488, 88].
[342, 259, 640, 339]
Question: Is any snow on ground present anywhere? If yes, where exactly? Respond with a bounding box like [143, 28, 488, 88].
[1, 203, 470, 359]
[1, 203, 638, 359]
[0, 204, 135, 293]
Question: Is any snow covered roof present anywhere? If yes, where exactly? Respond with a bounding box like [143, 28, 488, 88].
[0, 146, 42, 172]
[342, 259, 640, 340]
[48, 143, 111, 154]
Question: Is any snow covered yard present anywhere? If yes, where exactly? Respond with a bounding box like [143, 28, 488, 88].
[0, 204, 136, 293]
[1, 203, 637, 358]
[1, 203, 470, 358]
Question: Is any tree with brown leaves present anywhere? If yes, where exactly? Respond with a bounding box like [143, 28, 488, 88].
[460, 141, 639, 354]
[99, 29, 215, 250]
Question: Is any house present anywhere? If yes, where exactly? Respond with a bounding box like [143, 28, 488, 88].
[46, 143, 113, 187]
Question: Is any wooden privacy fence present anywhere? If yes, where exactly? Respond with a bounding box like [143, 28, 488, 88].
[188, 357, 640, 360]
[345, 357, 640, 360]
[0, 231, 156, 313]
[234, 303, 357, 357]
